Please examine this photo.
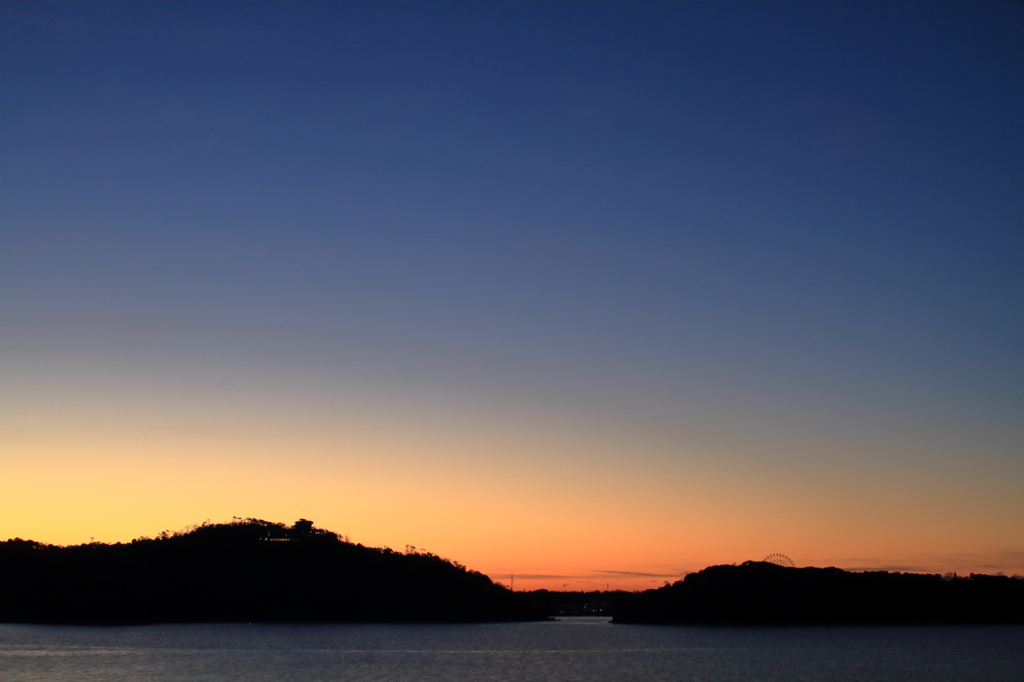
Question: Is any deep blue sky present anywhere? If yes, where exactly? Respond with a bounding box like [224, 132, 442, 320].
[1, 2, 1021, 577]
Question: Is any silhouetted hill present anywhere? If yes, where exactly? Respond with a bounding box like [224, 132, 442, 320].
[613, 561, 1024, 625]
[0, 519, 544, 624]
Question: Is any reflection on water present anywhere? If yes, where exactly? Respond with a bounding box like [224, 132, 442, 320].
[1, 618, 1022, 682]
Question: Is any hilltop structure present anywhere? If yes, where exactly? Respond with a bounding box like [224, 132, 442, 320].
[261, 518, 330, 541]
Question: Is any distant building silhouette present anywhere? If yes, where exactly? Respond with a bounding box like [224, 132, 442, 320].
[261, 519, 329, 542]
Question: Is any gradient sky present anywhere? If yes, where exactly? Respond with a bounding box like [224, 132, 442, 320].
[2, 1, 1021, 590]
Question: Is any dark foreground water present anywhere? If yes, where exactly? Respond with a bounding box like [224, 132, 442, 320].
[2, 618, 1022, 682]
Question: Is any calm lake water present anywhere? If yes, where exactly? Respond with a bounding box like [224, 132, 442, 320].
[2, 618, 1022, 682]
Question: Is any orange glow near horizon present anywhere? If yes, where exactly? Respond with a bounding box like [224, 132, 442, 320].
[3, 393, 1021, 592]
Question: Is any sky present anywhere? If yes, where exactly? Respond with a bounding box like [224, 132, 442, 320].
[1, 1, 1021, 590]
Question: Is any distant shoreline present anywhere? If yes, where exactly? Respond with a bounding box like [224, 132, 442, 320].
[3, 520, 1021, 626]
[611, 561, 1024, 625]
[0, 519, 545, 625]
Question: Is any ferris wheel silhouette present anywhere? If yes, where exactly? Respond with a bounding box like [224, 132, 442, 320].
[763, 553, 795, 568]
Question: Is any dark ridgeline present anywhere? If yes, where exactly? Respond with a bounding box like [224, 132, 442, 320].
[0, 519, 544, 625]
[5, 524, 1022, 626]
[613, 561, 1024, 625]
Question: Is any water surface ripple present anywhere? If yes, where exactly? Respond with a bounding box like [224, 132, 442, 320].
[2, 618, 1022, 681]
